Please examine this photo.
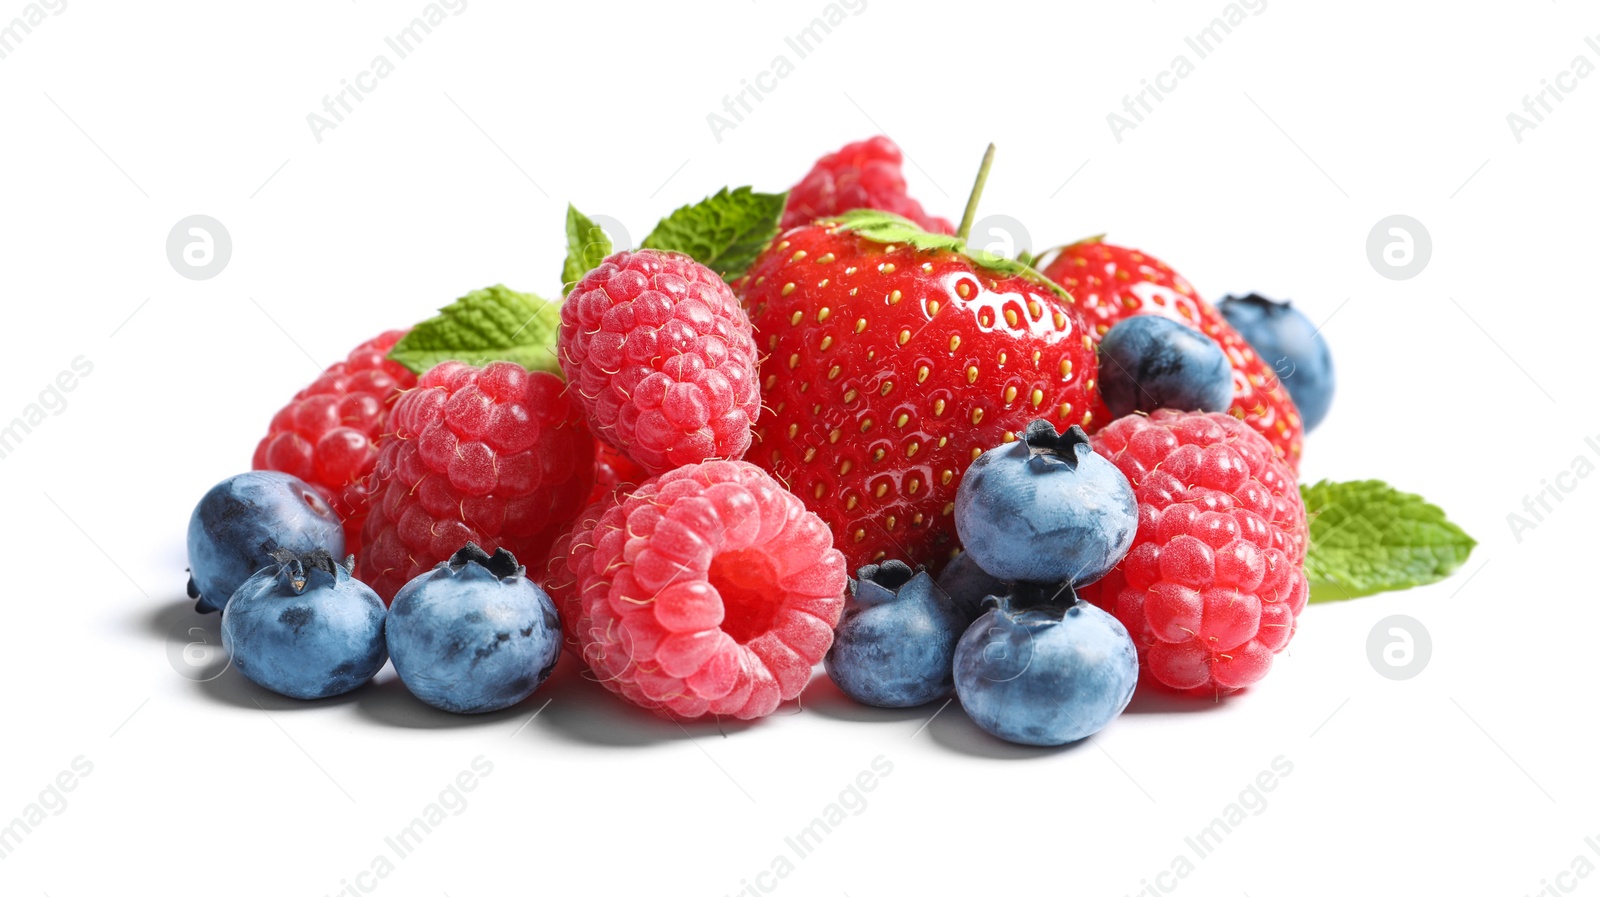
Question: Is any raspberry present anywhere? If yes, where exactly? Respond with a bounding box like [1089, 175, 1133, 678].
[590, 443, 648, 505]
[559, 460, 847, 720]
[356, 360, 595, 602]
[560, 249, 761, 476]
[543, 493, 614, 646]
[252, 330, 417, 553]
[1079, 410, 1308, 696]
[781, 136, 954, 234]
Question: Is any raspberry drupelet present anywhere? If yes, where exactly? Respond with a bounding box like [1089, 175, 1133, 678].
[548, 460, 848, 721]
[1079, 410, 1308, 695]
[780, 136, 954, 234]
[253, 330, 417, 553]
[560, 250, 762, 476]
[356, 360, 594, 602]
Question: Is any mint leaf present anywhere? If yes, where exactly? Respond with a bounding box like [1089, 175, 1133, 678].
[388, 285, 562, 376]
[641, 187, 787, 282]
[563, 204, 613, 296]
[1301, 479, 1476, 603]
[830, 209, 1073, 302]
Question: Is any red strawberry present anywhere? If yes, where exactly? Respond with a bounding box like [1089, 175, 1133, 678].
[1038, 240, 1304, 468]
[781, 136, 954, 234]
[736, 196, 1105, 574]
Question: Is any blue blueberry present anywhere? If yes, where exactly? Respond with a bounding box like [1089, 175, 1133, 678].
[825, 561, 968, 708]
[1219, 293, 1335, 432]
[187, 471, 345, 613]
[386, 544, 561, 714]
[954, 420, 1137, 586]
[953, 590, 1138, 746]
[936, 551, 1013, 624]
[1098, 315, 1233, 418]
[221, 551, 387, 700]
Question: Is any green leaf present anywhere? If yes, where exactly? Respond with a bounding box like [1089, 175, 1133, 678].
[829, 209, 1073, 302]
[563, 204, 613, 296]
[1300, 479, 1477, 603]
[641, 187, 787, 282]
[388, 285, 562, 376]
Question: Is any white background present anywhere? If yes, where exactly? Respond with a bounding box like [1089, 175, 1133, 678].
[1, 1, 1592, 894]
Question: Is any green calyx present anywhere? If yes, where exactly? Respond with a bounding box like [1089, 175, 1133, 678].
[828, 209, 1072, 302]
[827, 144, 1071, 301]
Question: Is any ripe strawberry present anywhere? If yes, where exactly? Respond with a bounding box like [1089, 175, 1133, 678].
[736, 207, 1105, 574]
[252, 329, 417, 554]
[1038, 240, 1304, 468]
[782, 136, 954, 234]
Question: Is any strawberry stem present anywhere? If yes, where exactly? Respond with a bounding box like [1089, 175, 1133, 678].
[955, 143, 996, 244]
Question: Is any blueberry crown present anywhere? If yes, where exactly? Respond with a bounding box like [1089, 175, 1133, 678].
[853, 559, 916, 590]
[981, 582, 1080, 624]
[1023, 419, 1092, 469]
[446, 542, 525, 581]
[1226, 293, 1291, 313]
[267, 548, 352, 594]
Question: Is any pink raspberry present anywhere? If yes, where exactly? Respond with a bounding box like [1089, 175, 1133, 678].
[252, 330, 417, 553]
[589, 443, 648, 506]
[543, 492, 616, 647]
[556, 460, 847, 720]
[559, 250, 761, 476]
[356, 360, 595, 602]
[781, 136, 955, 234]
[1080, 410, 1308, 696]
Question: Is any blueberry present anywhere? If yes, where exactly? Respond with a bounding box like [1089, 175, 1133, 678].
[953, 590, 1138, 746]
[1219, 293, 1335, 432]
[386, 544, 561, 714]
[187, 471, 344, 613]
[936, 551, 1013, 624]
[954, 420, 1137, 586]
[221, 551, 387, 700]
[1097, 315, 1233, 418]
[825, 560, 968, 708]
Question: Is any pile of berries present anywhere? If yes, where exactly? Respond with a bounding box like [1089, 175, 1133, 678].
[181, 136, 1332, 742]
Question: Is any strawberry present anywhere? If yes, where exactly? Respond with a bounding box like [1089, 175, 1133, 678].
[1038, 239, 1304, 468]
[736, 148, 1105, 573]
